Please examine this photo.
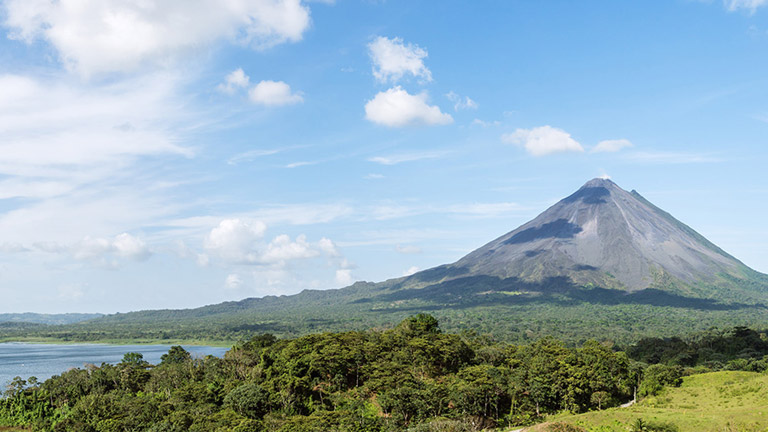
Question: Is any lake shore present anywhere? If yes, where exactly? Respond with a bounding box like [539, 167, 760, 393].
[0, 336, 234, 348]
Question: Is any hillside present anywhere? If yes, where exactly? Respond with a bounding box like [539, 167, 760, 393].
[535, 371, 768, 432]
[4, 178, 768, 345]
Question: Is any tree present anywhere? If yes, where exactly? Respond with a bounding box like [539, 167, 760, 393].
[638, 364, 683, 397]
[224, 383, 271, 419]
[161, 346, 192, 365]
[121, 352, 149, 367]
[590, 391, 609, 410]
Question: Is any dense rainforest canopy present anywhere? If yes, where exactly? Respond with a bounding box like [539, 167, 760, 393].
[2, 316, 767, 432]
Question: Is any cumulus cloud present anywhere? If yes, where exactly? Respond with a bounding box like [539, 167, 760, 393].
[446, 91, 478, 111]
[365, 87, 452, 127]
[200, 219, 353, 292]
[502, 126, 584, 156]
[249, 80, 303, 106]
[204, 219, 266, 264]
[217, 68, 251, 94]
[2, 0, 312, 76]
[592, 139, 633, 153]
[112, 233, 152, 260]
[725, 0, 767, 13]
[335, 269, 353, 285]
[203, 218, 345, 268]
[402, 266, 419, 276]
[368, 36, 432, 83]
[36, 232, 151, 265]
[262, 234, 318, 263]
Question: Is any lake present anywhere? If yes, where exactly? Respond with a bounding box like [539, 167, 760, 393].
[0, 342, 230, 388]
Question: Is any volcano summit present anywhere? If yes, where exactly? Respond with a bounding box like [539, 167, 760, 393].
[448, 177, 755, 292]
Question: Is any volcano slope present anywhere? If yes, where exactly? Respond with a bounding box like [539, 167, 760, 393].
[11, 178, 768, 345]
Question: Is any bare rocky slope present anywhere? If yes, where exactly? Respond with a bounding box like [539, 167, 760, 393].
[443, 178, 752, 291]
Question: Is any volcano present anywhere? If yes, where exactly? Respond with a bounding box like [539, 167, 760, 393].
[405, 177, 764, 296]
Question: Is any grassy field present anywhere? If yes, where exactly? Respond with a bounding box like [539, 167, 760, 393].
[514, 371, 768, 432]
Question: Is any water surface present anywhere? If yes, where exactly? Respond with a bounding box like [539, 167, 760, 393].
[0, 342, 229, 388]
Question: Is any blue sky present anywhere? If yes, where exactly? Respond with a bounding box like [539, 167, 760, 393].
[1, 0, 767, 313]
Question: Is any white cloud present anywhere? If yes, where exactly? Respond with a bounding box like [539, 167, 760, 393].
[364, 173, 385, 179]
[725, 0, 768, 13]
[365, 87, 452, 127]
[502, 125, 584, 156]
[446, 91, 478, 111]
[472, 119, 501, 127]
[204, 219, 266, 264]
[203, 218, 345, 268]
[37, 232, 151, 265]
[112, 233, 151, 260]
[0, 74, 189, 171]
[317, 237, 340, 256]
[402, 266, 419, 276]
[335, 269, 353, 285]
[2, 0, 312, 76]
[249, 80, 303, 106]
[591, 139, 633, 153]
[367, 151, 447, 165]
[225, 273, 243, 290]
[262, 234, 319, 263]
[396, 245, 422, 254]
[218, 68, 251, 94]
[285, 160, 317, 168]
[227, 148, 282, 165]
[368, 36, 432, 83]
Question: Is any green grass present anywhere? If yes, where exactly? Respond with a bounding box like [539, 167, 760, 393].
[520, 371, 768, 432]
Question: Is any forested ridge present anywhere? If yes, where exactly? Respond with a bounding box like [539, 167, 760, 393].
[2, 316, 768, 432]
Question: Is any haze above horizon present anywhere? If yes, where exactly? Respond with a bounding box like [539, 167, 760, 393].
[1, 0, 767, 314]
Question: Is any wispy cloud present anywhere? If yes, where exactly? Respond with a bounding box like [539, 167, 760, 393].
[368, 151, 448, 165]
[396, 245, 422, 254]
[227, 149, 282, 165]
[285, 160, 319, 168]
[724, 0, 768, 13]
[446, 91, 478, 111]
[592, 139, 633, 153]
[472, 119, 501, 128]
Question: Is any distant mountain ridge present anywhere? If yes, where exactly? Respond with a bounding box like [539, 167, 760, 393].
[0, 313, 102, 326]
[7, 178, 768, 344]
